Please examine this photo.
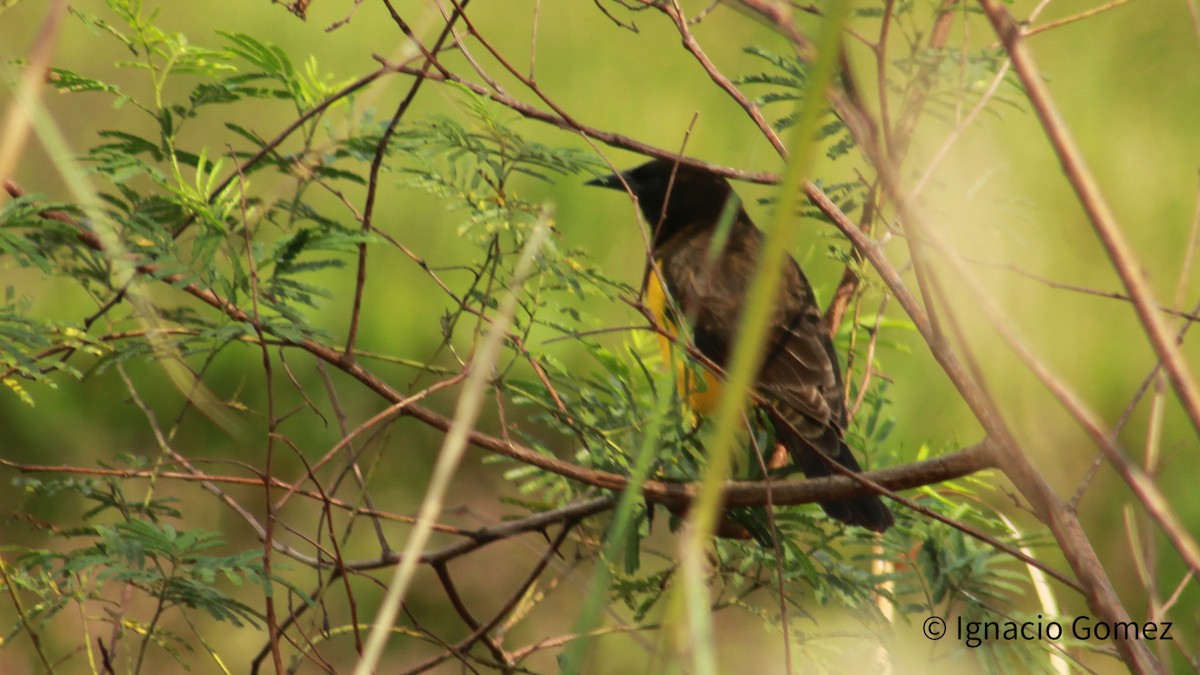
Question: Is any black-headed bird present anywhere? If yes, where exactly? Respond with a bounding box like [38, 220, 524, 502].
[588, 158, 894, 532]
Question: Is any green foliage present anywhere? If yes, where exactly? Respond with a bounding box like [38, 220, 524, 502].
[3, 475, 300, 668]
[736, 46, 857, 160]
[397, 86, 605, 210]
[1, 294, 106, 405]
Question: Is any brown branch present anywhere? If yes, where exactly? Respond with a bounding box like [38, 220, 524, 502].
[433, 563, 513, 668]
[972, 259, 1200, 324]
[5, 442, 613, 571]
[230, 143, 287, 675]
[345, 1, 467, 358]
[372, 56, 780, 185]
[730, 0, 956, 339]
[821, 182, 877, 333]
[397, 522, 577, 675]
[313, 359, 391, 554]
[887, 0, 960, 161]
[272, 373, 468, 512]
[725, 0, 1183, 663]
[930, 241, 1200, 582]
[821, 0, 957, 329]
[2, 440, 1000, 564]
[257, 506, 615, 675]
[181, 66, 391, 236]
[730, 0, 817, 57]
[661, 0, 787, 157]
[0, 362, 996, 518]
[1019, 0, 1135, 39]
[0, 457, 469, 533]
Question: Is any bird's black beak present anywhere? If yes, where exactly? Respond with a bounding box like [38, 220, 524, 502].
[585, 170, 629, 191]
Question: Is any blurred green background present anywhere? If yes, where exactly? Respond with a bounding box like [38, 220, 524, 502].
[1, 0, 1197, 672]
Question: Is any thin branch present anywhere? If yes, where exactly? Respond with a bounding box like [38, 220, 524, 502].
[345, 1, 467, 357]
[372, 56, 781, 184]
[968, 259, 1200, 323]
[1020, 0, 1136, 39]
[662, 0, 787, 157]
[433, 563, 513, 667]
[397, 523, 578, 675]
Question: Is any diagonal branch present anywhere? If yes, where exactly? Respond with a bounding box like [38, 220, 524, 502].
[979, 0, 1200, 440]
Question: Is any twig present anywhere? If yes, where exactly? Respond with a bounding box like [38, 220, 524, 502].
[345, 1, 467, 358]
[371, 57, 780, 184]
[397, 523, 578, 675]
[663, 0, 787, 157]
[1021, 0, 1136, 39]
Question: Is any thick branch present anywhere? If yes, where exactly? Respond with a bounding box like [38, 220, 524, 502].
[697, 440, 995, 507]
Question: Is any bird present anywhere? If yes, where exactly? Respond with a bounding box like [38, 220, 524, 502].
[587, 158, 894, 532]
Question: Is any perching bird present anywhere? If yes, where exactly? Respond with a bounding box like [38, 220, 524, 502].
[588, 158, 893, 532]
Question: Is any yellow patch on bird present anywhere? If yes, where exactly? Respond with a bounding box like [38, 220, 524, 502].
[646, 264, 723, 415]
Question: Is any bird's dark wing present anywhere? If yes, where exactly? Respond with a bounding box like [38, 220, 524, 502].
[762, 263, 894, 531]
[754, 262, 846, 456]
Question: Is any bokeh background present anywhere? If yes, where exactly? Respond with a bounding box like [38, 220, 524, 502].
[1, 0, 1197, 672]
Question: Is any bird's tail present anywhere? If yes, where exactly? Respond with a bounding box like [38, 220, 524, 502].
[775, 424, 894, 533]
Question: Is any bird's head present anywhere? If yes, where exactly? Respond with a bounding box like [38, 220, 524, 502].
[587, 159, 741, 246]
